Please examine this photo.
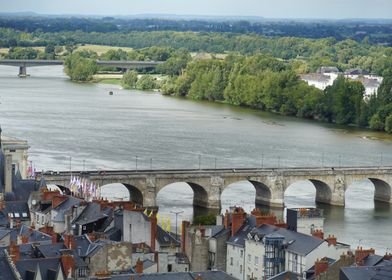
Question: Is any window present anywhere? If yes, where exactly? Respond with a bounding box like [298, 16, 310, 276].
[167, 264, 172, 272]
[248, 254, 251, 263]
[240, 265, 243, 274]
[240, 249, 243, 258]
[41, 216, 44, 224]
[230, 257, 233, 266]
[255, 256, 259, 265]
[14, 213, 20, 218]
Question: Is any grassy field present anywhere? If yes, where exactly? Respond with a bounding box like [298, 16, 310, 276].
[96, 78, 122, 85]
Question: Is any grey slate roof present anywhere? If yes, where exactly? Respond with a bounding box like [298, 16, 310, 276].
[362, 254, 385, 267]
[105, 227, 122, 241]
[156, 225, 180, 247]
[268, 270, 300, 280]
[0, 251, 18, 280]
[227, 216, 256, 247]
[73, 202, 107, 225]
[3, 201, 30, 221]
[18, 225, 52, 244]
[90, 270, 236, 280]
[52, 196, 82, 222]
[249, 224, 325, 256]
[16, 257, 63, 280]
[38, 243, 67, 258]
[0, 229, 10, 240]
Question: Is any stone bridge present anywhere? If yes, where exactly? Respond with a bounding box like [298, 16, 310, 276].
[37, 167, 392, 210]
[0, 59, 163, 76]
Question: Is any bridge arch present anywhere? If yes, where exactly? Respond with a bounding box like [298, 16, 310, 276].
[220, 180, 272, 211]
[55, 184, 71, 195]
[284, 179, 333, 207]
[100, 183, 144, 205]
[345, 177, 392, 205]
[48, 184, 70, 195]
[156, 181, 209, 209]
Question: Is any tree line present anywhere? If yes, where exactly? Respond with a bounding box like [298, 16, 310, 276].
[1, 16, 392, 45]
[1, 28, 392, 76]
[160, 54, 392, 133]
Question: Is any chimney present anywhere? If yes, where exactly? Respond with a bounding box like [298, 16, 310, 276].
[52, 195, 68, 209]
[150, 212, 157, 251]
[5, 154, 13, 193]
[61, 253, 75, 278]
[65, 214, 72, 234]
[135, 258, 143, 275]
[21, 235, 29, 244]
[251, 209, 278, 227]
[355, 247, 375, 265]
[64, 233, 76, 249]
[315, 258, 329, 276]
[223, 210, 230, 229]
[312, 229, 324, 240]
[384, 254, 392, 261]
[9, 241, 20, 263]
[326, 235, 337, 246]
[52, 233, 58, 244]
[181, 220, 190, 253]
[43, 190, 60, 202]
[231, 207, 246, 237]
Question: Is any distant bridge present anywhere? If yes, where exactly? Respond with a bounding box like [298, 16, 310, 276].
[0, 59, 164, 77]
[37, 166, 392, 211]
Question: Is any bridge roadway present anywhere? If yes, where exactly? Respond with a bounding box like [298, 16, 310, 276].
[0, 59, 163, 76]
[37, 166, 392, 210]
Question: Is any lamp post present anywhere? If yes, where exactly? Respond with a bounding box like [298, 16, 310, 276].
[69, 156, 72, 177]
[170, 210, 184, 241]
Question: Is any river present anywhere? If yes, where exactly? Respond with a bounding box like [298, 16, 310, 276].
[0, 65, 391, 254]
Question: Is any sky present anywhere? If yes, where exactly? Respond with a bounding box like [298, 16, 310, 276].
[1, 0, 392, 19]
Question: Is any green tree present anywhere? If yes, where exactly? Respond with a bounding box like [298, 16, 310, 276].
[64, 53, 97, 81]
[122, 70, 138, 89]
[385, 115, 392, 133]
[324, 76, 365, 125]
[136, 75, 157, 90]
[369, 114, 384, 131]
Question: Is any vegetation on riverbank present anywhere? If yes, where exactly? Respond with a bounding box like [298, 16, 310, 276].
[1, 18, 392, 133]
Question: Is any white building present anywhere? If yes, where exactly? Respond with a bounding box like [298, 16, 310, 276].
[244, 224, 350, 279]
[226, 218, 256, 280]
[1, 134, 29, 179]
[301, 67, 383, 99]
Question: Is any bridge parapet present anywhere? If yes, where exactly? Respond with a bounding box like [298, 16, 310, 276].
[37, 166, 392, 209]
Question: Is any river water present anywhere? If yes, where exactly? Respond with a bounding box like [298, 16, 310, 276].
[0, 66, 391, 254]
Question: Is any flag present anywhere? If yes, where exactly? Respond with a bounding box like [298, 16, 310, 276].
[161, 216, 165, 229]
[156, 213, 160, 221]
[27, 161, 33, 177]
[166, 216, 171, 232]
[148, 210, 153, 218]
[143, 208, 148, 216]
